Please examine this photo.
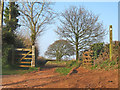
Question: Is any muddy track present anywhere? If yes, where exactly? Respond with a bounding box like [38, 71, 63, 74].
[2, 75, 59, 86]
[2, 66, 118, 88]
[31, 77, 69, 88]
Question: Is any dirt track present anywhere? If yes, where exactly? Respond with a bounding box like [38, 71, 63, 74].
[2, 65, 118, 88]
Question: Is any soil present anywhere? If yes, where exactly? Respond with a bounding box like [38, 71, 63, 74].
[2, 64, 118, 88]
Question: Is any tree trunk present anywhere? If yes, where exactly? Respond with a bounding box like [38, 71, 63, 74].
[0, 0, 4, 28]
[56, 50, 59, 61]
[76, 37, 79, 61]
[1, 0, 4, 28]
[9, 2, 15, 32]
[9, 2, 12, 20]
[0, 0, 4, 54]
[56, 54, 59, 61]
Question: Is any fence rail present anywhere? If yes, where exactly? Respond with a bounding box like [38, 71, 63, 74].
[15, 48, 31, 51]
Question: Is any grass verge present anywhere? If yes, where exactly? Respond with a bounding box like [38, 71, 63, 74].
[46, 60, 67, 66]
[90, 59, 118, 70]
[2, 65, 39, 75]
[55, 60, 81, 75]
[55, 67, 72, 75]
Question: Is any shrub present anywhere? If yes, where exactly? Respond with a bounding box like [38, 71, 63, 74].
[91, 64, 98, 70]
[117, 57, 119, 63]
[66, 60, 76, 67]
[36, 60, 48, 67]
[118, 65, 120, 69]
[2, 44, 13, 65]
[36, 57, 47, 66]
[109, 61, 116, 66]
[2, 30, 15, 45]
[92, 59, 117, 70]
[90, 43, 104, 60]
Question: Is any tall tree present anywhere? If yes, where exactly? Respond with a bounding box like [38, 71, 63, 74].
[3, 2, 20, 45]
[56, 6, 106, 61]
[45, 40, 74, 61]
[19, 2, 55, 45]
[4, 2, 20, 32]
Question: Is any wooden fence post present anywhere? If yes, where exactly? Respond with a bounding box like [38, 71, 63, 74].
[31, 45, 35, 67]
[109, 25, 113, 61]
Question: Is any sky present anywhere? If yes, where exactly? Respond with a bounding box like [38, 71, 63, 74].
[37, 2, 118, 57]
[3, 1, 118, 57]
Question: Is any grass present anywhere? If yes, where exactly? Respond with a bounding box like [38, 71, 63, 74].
[55, 67, 72, 75]
[46, 60, 67, 66]
[91, 64, 98, 70]
[90, 59, 118, 70]
[2, 65, 39, 75]
[55, 60, 81, 75]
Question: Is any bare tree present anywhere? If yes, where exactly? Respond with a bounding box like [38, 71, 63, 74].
[16, 32, 32, 48]
[19, 1, 55, 45]
[45, 40, 74, 61]
[56, 6, 106, 61]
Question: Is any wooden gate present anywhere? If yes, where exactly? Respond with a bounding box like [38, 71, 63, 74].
[15, 48, 32, 67]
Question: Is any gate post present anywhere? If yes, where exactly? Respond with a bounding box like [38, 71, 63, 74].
[109, 25, 113, 61]
[31, 45, 35, 67]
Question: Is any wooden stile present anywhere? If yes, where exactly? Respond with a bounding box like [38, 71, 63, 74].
[82, 50, 93, 65]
